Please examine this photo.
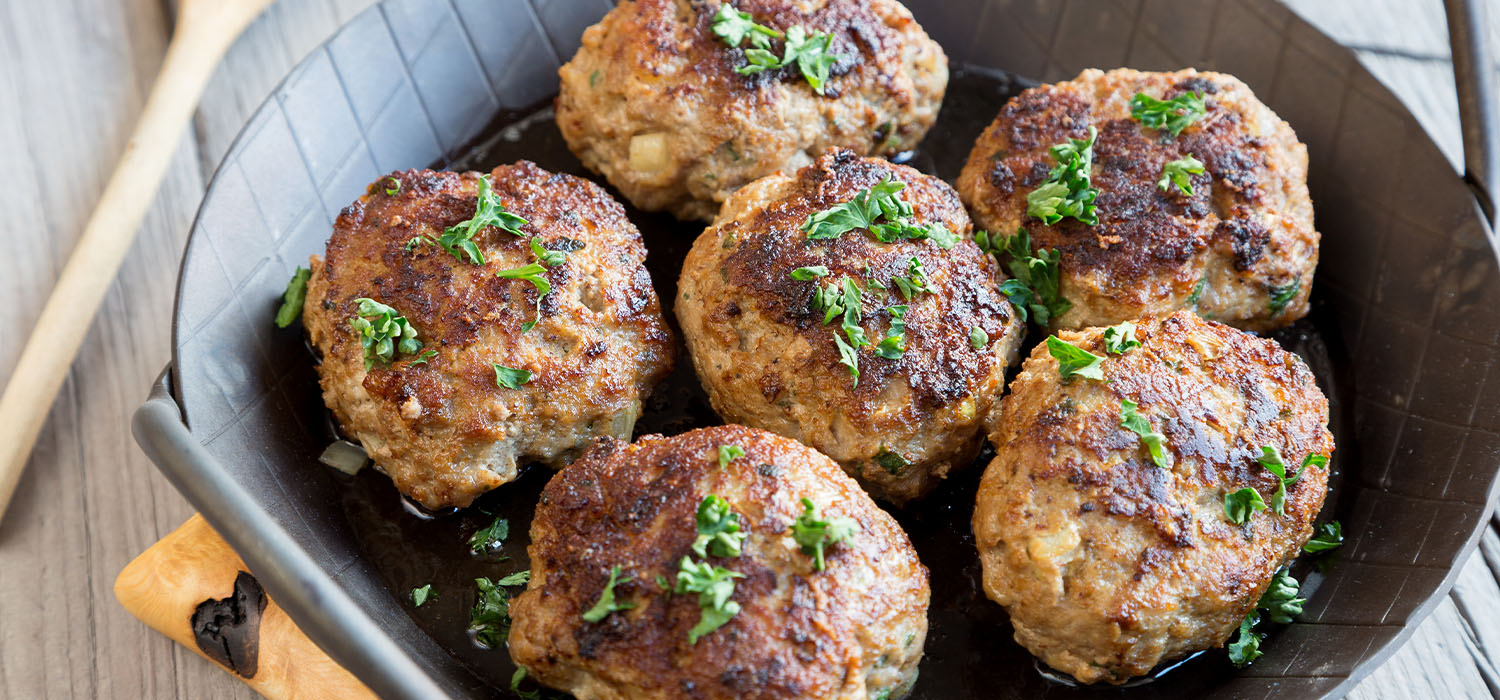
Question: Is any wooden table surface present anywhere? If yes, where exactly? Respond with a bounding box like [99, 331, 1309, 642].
[1, 0, 1497, 698]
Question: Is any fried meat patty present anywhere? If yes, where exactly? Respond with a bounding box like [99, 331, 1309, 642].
[303, 163, 674, 510]
[676, 150, 1025, 505]
[556, 0, 947, 221]
[972, 311, 1332, 684]
[507, 424, 929, 700]
[956, 68, 1318, 331]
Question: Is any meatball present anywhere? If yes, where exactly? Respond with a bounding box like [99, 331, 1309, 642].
[303, 163, 674, 510]
[676, 150, 1025, 505]
[956, 68, 1318, 331]
[972, 311, 1333, 684]
[556, 0, 947, 221]
[507, 424, 930, 700]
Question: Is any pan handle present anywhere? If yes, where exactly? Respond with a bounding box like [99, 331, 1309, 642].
[1445, 0, 1498, 226]
[132, 367, 453, 700]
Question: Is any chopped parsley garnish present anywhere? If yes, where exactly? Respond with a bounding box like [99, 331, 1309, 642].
[693, 494, 747, 558]
[497, 570, 531, 587]
[410, 584, 435, 607]
[529, 238, 568, 267]
[673, 556, 745, 643]
[1158, 155, 1205, 195]
[712, 5, 841, 94]
[984, 229, 1071, 325]
[811, 278, 871, 386]
[838, 279, 868, 347]
[408, 174, 527, 263]
[1256, 446, 1327, 515]
[1045, 336, 1103, 380]
[468, 516, 509, 554]
[1102, 321, 1140, 354]
[383, 177, 401, 196]
[1227, 613, 1262, 667]
[1303, 521, 1344, 554]
[969, 326, 989, 349]
[1026, 126, 1098, 226]
[1228, 567, 1306, 668]
[1268, 280, 1300, 315]
[493, 364, 533, 390]
[790, 498, 858, 572]
[1186, 277, 1207, 306]
[710, 3, 782, 49]
[1130, 91, 1207, 138]
[875, 449, 909, 475]
[349, 298, 423, 370]
[496, 262, 551, 332]
[833, 331, 860, 386]
[802, 177, 954, 248]
[509, 668, 559, 700]
[409, 349, 437, 365]
[790, 265, 830, 280]
[1223, 487, 1268, 525]
[873, 305, 908, 360]
[275, 266, 310, 328]
[469, 577, 511, 648]
[1120, 399, 1169, 468]
[890, 257, 931, 301]
[717, 444, 746, 470]
[581, 565, 635, 622]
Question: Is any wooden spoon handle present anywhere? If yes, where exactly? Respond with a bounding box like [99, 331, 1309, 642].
[0, 0, 274, 523]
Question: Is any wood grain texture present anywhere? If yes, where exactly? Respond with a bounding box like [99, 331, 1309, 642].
[0, 0, 1494, 698]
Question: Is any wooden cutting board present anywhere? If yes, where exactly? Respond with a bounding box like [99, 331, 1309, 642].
[113, 514, 377, 700]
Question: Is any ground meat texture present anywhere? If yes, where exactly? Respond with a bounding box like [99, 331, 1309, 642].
[555, 0, 947, 222]
[675, 150, 1025, 505]
[972, 311, 1333, 684]
[507, 425, 930, 700]
[955, 68, 1319, 332]
[302, 164, 674, 510]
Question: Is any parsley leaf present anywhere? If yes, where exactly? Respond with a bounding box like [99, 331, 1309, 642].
[839, 278, 868, 347]
[781, 25, 839, 94]
[1026, 126, 1098, 226]
[528, 238, 568, 267]
[1159, 155, 1205, 196]
[383, 176, 401, 196]
[1223, 487, 1268, 524]
[409, 349, 437, 366]
[410, 174, 527, 263]
[1256, 447, 1327, 515]
[1130, 91, 1207, 138]
[873, 305, 907, 360]
[801, 178, 953, 247]
[790, 497, 858, 572]
[810, 282, 846, 324]
[468, 517, 509, 554]
[1227, 568, 1306, 668]
[790, 265, 830, 280]
[410, 584, 435, 607]
[469, 577, 511, 648]
[581, 565, 635, 622]
[1186, 277, 1207, 306]
[710, 3, 782, 49]
[875, 449, 909, 475]
[496, 262, 552, 332]
[985, 229, 1071, 324]
[717, 444, 746, 470]
[1045, 336, 1103, 380]
[969, 326, 989, 350]
[890, 257, 931, 301]
[1303, 521, 1344, 554]
[1120, 399, 1170, 468]
[349, 298, 423, 370]
[275, 266, 310, 328]
[1268, 280, 1300, 315]
[493, 364, 533, 389]
[1227, 612, 1263, 667]
[714, 6, 841, 95]
[833, 331, 860, 387]
[1102, 321, 1141, 354]
[693, 494, 747, 558]
[673, 556, 745, 643]
[497, 570, 531, 587]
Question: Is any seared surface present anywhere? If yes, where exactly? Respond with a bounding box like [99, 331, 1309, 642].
[303, 164, 674, 510]
[956, 68, 1318, 331]
[556, 0, 947, 221]
[973, 311, 1332, 684]
[507, 425, 930, 700]
[676, 150, 1025, 505]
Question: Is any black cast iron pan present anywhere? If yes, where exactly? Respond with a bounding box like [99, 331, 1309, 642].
[133, 0, 1500, 698]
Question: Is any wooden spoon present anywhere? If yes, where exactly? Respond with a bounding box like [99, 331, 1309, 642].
[0, 0, 277, 523]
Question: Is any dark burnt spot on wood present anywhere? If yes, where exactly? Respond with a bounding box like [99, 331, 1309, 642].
[191, 571, 267, 679]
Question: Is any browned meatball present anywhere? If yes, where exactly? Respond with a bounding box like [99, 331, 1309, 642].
[556, 0, 947, 221]
[676, 150, 1026, 505]
[303, 164, 674, 509]
[956, 68, 1318, 331]
[972, 311, 1333, 684]
[507, 425, 929, 700]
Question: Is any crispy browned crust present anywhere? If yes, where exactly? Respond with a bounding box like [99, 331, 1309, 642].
[507, 425, 930, 700]
[972, 311, 1333, 684]
[556, 0, 947, 220]
[303, 163, 675, 509]
[676, 150, 1025, 504]
[955, 68, 1318, 331]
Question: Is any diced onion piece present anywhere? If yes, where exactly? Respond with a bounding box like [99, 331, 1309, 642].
[629, 132, 669, 173]
[319, 440, 368, 475]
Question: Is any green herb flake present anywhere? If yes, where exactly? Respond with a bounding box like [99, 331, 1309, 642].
[349, 298, 423, 370]
[717, 444, 746, 470]
[673, 556, 746, 643]
[1026, 126, 1099, 226]
[468, 517, 509, 554]
[409, 348, 437, 366]
[1268, 280, 1300, 315]
[875, 449, 909, 475]
[790, 497, 858, 572]
[497, 570, 531, 587]
[969, 326, 989, 350]
[1129, 91, 1207, 138]
[693, 494, 747, 558]
[469, 577, 511, 648]
[801, 177, 953, 247]
[1186, 277, 1207, 306]
[1227, 567, 1306, 668]
[529, 238, 568, 267]
[989, 229, 1071, 325]
[1223, 487, 1268, 525]
[496, 262, 552, 333]
[1256, 446, 1328, 515]
[409, 174, 527, 263]
[1120, 399, 1170, 468]
[712, 5, 840, 94]
[890, 257, 931, 301]
[833, 331, 860, 387]
[1303, 521, 1344, 554]
[1046, 336, 1103, 380]
[1158, 155, 1205, 196]
[1102, 321, 1141, 354]
[790, 265, 830, 280]
[383, 177, 401, 196]
[581, 565, 635, 623]
[410, 584, 435, 607]
[1227, 612, 1263, 668]
[873, 304, 908, 360]
[274, 266, 311, 328]
[493, 364, 534, 390]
